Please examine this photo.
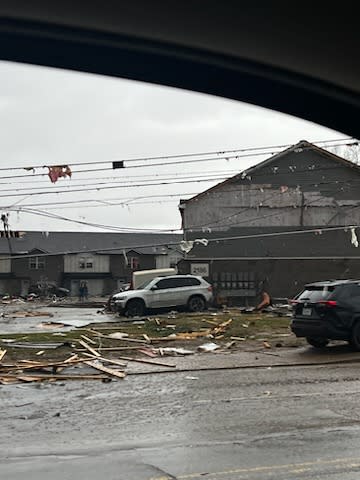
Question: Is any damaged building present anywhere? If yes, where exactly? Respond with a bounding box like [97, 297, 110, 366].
[0, 232, 182, 296]
[178, 140, 360, 304]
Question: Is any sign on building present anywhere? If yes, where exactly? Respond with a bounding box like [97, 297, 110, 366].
[190, 263, 209, 277]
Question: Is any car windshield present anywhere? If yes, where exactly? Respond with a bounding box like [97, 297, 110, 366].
[2, 36, 359, 480]
[297, 286, 335, 302]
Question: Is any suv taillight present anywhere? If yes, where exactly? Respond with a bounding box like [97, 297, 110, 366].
[207, 286, 213, 292]
[317, 300, 337, 307]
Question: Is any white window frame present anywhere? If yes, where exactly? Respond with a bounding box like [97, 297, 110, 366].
[29, 256, 45, 270]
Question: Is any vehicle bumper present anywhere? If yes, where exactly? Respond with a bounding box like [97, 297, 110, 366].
[291, 317, 349, 340]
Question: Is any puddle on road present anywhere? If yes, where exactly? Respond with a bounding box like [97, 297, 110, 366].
[0, 307, 118, 334]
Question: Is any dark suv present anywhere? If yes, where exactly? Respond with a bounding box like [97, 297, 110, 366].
[291, 280, 360, 350]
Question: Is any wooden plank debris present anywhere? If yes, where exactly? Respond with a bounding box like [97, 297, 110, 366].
[78, 339, 101, 357]
[82, 352, 127, 368]
[75, 346, 140, 352]
[88, 329, 147, 343]
[84, 361, 126, 379]
[117, 355, 176, 368]
[80, 334, 97, 345]
[0, 349, 7, 362]
[0, 373, 109, 382]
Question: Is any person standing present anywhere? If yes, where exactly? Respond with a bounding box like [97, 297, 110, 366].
[83, 282, 89, 301]
[78, 282, 85, 302]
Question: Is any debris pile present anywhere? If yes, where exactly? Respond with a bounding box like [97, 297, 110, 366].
[0, 334, 178, 384]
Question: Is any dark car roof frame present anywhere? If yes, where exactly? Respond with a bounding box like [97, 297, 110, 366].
[0, 15, 359, 139]
[305, 280, 360, 288]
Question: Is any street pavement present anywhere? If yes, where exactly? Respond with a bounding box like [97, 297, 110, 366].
[2, 355, 360, 479]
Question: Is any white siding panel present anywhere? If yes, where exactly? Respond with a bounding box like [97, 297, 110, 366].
[64, 254, 109, 273]
[0, 256, 11, 273]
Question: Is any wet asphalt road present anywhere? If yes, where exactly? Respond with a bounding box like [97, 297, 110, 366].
[2, 362, 360, 479]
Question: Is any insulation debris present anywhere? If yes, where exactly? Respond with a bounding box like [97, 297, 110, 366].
[157, 347, 194, 356]
[2, 342, 67, 349]
[198, 342, 220, 352]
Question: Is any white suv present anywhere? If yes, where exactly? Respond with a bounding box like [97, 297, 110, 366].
[112, 275, 213, 317]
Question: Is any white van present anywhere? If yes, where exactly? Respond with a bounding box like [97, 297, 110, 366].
[132, 268, 176, 289]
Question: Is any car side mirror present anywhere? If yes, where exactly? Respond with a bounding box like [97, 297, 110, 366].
[150, 285, 158, 291]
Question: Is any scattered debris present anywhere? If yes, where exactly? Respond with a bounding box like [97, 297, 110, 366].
[2, 342, 67, 349]
[84, 360, 126, 380]
[38, 322, 65, 329]
[157, 347, 194, 356]
[116, 355, 176, 368]
[0, 349, 6, 361]
[108, 332, 129, 340]
[263, 341, 272, 349]
[185, 376, 199, 380]
[137, 347, 158, 358]
[9, 310, 54, 318]
[35, 350, 45, 356]
[198, 342, 220, 352]
[78, 339, 101, 357]
[80, 334, 97, 345]
[230, 336, 246, 341]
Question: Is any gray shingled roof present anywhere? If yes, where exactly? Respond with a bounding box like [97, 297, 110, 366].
[0, 231, 182, 255]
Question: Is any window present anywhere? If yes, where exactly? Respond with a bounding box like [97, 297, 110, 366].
[29, 257, 45, 270]
[79, 257, 93, 269]
[297, 286, 335, 302]
[216, 272, 255, 290]
[154, 277, 201, 289]
[155, 278, 177, 289]
[130, 257, 140, 270]
[176, 277, 201, 287]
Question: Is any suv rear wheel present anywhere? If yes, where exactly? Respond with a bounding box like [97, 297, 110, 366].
[306, 337, 329, 348]
[350, 321, 360, 351]
[188, 295, 206, 312]
[124, 299, 145, 317]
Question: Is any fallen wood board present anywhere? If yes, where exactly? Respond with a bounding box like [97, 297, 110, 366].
[75, 346, 141, 352]
[84, 361, 126, 379]
[90, 330, 148, 344]
[80, 334, 97, 345]
[38, 322, 65, 328]
[82, 352, 127, 368]
[78, 339, 101, 357]
[2, 342, 66, 349]
[9, 311, 54, 318]
[0, 358, 88, 373]
[138, 347, 158, 358]
[0, 373, 109, 381]
[117, 356, 176, 368]
[0, 349, 6, 362]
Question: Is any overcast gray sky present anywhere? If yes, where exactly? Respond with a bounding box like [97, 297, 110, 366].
[0, 60, 345, 232]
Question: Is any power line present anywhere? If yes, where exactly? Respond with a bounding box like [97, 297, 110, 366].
[0, 176, 234, 199]
[0, 137, 352, 172]
[0, 172, 239, 194]
[1, 159, 360, 199]
[0, 192, 198, 210]
[0, 140, 355, 181]
[0, 168, 246, 186]
[0, 223, 358, 261]
[7, 208, 182, 233]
